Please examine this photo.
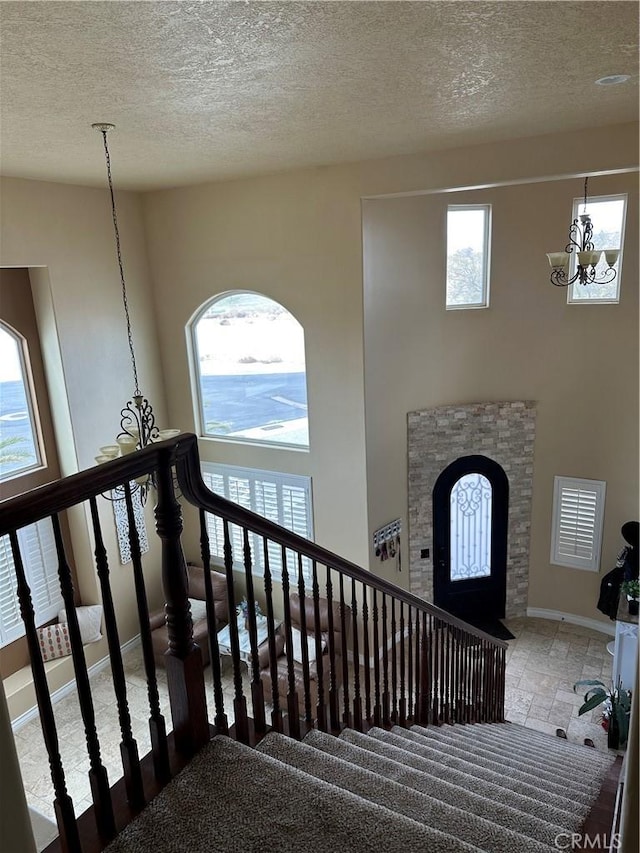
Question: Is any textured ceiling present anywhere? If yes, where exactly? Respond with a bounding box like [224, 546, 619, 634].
[0, 1, 638, 190]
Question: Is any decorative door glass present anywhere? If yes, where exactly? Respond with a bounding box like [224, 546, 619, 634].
[450, 473, 492, 581]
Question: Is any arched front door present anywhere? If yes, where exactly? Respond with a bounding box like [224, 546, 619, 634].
[433, 455, 509, 622]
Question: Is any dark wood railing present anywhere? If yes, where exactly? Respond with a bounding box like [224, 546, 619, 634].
[0, 434, 506, 853]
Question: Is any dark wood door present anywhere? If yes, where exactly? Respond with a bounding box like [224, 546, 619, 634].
[433, 455, 508, 621]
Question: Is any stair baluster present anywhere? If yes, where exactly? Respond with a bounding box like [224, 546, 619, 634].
[10, 530, 82, 853]
[281, 546, 300, 739]
[243, 528, 266, 735]
[350, 578, 362, 731]
[339, 573, 350, 728]
[452, 626, 461, 724]
[263, 536, 283, 733]
[418, 611, 430, 725]
[372, 588, 381, 727]
[443, 620, 451, 724]
[390, 597, 397, 724]
[52, 510, 115, 841]
[90, 497, 144, 811]
[399, 601, 406, 727]
[361, 586, 371, 725]
[407, 605, 414, 724]
[296, 554, 314, 727]
[222, 519, 249, 743]
[325, 567, 340, 732]
[381, 593, 390, 726]
[311, 561, 327, 731]
[199, 509, 228, 735]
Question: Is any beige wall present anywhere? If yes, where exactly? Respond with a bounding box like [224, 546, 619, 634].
[0, 178, 168, 672]
[0, 123, 637, 700]
[142, 165, 371, 566]
[363, 173, 639, 622]
[144, 122, 638, 612]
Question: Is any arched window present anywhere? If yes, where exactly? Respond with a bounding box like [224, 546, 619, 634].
[190, 292, 309, 448]
[0, 320, 43, 480]
[1, 318, 60, 649]
[449, 472, 492, 581]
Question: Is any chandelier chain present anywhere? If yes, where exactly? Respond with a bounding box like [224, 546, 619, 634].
[99, 129, 140, 396]
[583, 176, 589, 213]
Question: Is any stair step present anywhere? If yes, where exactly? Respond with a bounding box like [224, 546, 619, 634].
[367, 727, 591, 812]
[257, 731, 556, 853]
[104, 736, 485, 853]
[390, 727, 591, 803]
[484, 721, 615, 763]
[325, 729, 580, 846]
[407, 724, 601, 796]
[435, 723, 613, 775]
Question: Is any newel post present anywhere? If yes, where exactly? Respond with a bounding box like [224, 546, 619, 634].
[154, 449, 209, 756]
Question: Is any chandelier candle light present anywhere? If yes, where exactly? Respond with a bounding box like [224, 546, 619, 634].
[547, 177, 620, 287]
[93, 123, 179, 488]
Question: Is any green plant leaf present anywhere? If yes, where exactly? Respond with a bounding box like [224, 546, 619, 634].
[578, 690, 608, 716]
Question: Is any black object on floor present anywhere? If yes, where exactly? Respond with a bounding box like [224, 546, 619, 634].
[463, 618, 516, 641]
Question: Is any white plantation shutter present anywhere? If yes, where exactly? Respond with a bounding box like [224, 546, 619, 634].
[0, 517, 62, 646]
[550, 477, 606, 571]
[0, 535, 23, 645]
[202, 462, 313, 583]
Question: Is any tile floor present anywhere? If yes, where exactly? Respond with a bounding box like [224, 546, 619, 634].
[502, 616, 614, 750]
[12, 616, 614, 825]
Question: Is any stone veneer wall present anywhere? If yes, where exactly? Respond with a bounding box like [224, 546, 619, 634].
[408, 401, 537, 618]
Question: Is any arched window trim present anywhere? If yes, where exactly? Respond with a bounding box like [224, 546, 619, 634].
[0, 318, 45, 482]
[188, 290, 310, 450]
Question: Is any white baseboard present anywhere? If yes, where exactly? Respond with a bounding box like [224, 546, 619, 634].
[11, 634, 141, 733]
[526, 608, 615, 637]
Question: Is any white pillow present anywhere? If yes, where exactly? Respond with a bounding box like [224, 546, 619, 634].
[288, 627, 326, 664]
[58, 604, 103, 644]
[189, 598, 209, 623]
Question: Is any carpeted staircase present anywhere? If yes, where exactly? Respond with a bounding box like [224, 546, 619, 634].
[106, 722, 615, 853]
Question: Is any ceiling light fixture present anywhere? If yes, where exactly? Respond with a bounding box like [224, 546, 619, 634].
[547, 177, 619, 288]
[92, 123, 178, 498]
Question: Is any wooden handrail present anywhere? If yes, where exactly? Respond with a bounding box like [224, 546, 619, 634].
[0, 432, 507, 649]
[174, 434, 508, 649]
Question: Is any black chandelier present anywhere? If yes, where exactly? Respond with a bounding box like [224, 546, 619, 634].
[92, 123, 178, 499]
[547, 177, 620, 287]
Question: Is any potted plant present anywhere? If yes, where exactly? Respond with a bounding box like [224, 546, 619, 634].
[620, 579, 639, 616]
[573, 678, 632, 749]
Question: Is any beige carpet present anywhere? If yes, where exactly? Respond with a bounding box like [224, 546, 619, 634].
[105, 722, 614, 852]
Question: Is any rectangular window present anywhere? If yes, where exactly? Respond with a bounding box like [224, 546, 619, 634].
[201, 462, 314, 584]
[550, 476, 606, 571]
[568, 194, 627, 305]
[446, 204, 491, 309]
[0, 517, 62, 647]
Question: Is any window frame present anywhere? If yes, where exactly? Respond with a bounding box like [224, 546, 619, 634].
[188, 291, 310, 451]
[550, 476, 606, 572]
[0, 320, 45, 482]
[445, 203, 492, 311]
[201, 461, 314, 584]
[567, 193, 627, 306]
